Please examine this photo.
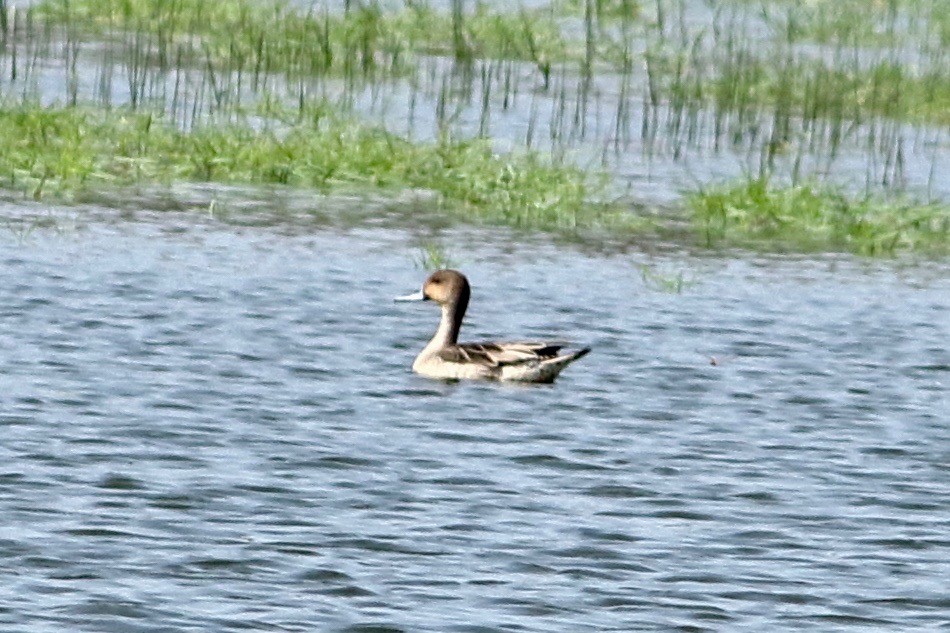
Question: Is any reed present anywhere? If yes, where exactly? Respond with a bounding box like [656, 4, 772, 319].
[640, 263, 695, 293]
[414, 240, 457, 271]
[33, 0, 576, 78]
[688, 176, 950, 255]
[764, 0, 947, 52]
[557, 0, 641, 22]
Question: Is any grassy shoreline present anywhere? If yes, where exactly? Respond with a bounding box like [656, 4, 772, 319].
[688, 177, 950, 255]
[0, 103, 624, 232]
[2, 0, 946, 256]
[2, 101, 945, 255]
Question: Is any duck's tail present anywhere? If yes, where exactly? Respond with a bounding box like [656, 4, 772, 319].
[532, 346, 591, 383]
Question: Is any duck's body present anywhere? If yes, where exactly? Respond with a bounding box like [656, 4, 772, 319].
[397, 270, 589, 383]
[412, 340, 590, 383]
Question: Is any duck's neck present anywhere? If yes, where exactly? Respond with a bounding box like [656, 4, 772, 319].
[426, 296, 468, 351]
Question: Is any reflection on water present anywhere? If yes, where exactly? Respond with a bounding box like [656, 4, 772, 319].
[1, 203, 947, 631]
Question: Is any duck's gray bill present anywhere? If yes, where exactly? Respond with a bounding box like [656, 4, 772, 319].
[394, 290, 426, 302]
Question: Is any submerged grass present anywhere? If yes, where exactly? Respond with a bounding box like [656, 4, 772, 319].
[762, 0, 949, 50]
[639, 263, 696, 293]
[556, 0, 642, 22]
[414, 240, 457, 271]
[688, 177, 950, 255]
[0, 103, 617, 232]
[32, 0, 576, 76]
[646, 41, 950, 127]
[25, 0, 949, 131]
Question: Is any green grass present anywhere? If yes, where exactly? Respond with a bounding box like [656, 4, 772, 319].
[414, 240, 457, 271]
[33, 0, 576, 76]
[3, 102, 944, 254]
[760, 0, 948, 49]
[31, 0, 949, 128]
[688, 176, 950, 255]
[646, 44, 950, 127]
[555, 0, 642, 22]
[0, 103, 619, 232]
[639, 264, 696, 293]
[635, 0, 949, 139]
[8, 0, 947, 255]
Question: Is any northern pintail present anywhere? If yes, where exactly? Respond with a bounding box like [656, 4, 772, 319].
[396, 269, 590, 383]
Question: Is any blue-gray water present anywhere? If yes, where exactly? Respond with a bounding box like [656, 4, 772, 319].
[1, 202, 948, 632]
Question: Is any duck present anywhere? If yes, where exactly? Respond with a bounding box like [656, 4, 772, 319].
[396, 269, 590, 383]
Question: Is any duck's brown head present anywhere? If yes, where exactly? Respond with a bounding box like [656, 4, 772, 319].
[422, 269, 470, 307]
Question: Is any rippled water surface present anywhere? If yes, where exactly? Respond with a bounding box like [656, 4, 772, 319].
[1, 203, 948, 632]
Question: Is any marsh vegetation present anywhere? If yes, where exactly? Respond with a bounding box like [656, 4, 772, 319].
[0, 0, 947, 254]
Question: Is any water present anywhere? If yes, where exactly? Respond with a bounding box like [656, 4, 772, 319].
[1, 200, 948, 631]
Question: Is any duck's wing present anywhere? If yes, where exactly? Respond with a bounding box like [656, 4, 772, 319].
[438, 341, 569, 367]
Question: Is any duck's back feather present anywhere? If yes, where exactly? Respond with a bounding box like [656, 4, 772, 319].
[438, 341, 570, 367]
